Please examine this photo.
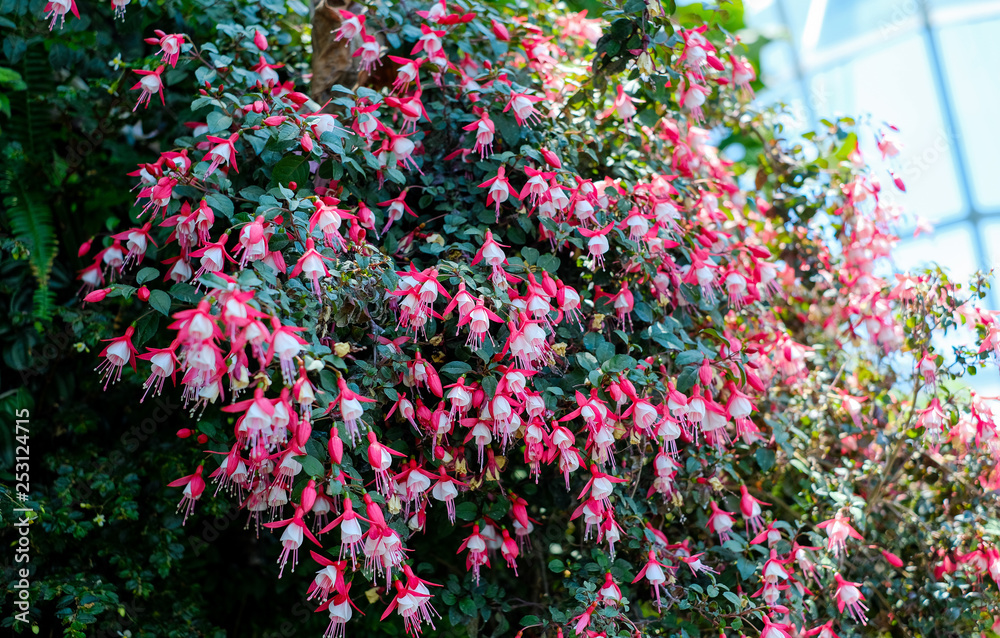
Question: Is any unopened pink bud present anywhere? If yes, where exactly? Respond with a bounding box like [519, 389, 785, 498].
[491, 19, 510, 41]
[540, 148, 561, 169]
[253, 29, 268, 51]
[83, 288, 110, 303]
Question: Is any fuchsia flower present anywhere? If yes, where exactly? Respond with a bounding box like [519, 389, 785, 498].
[354, 34, 383, 72]
[252, 55, 284, 84]
[430, 466, 466, 523]
[319, 496, 368, 567]
[730, 54, 756, 96]
[264, 505, 322, 577]
[290, 238, 334, 302]
[131, 66, 166, 111]
[471, 230, 510, 287]
[96, 326, 138, 389]
[817, 514, 864, 557]
[463, 110, 495, 158]
[503, 90, 543, 126]
[204, 132, 241, 177]
[805, 621, 842, 638]
[328, 375, 377, 443]
[457, 524, 490, 584]
[631, 550, 672, 609]
[491, 18, 510, 41]
[760, 614, 795, 638]
[144, 30, 185, 67]
[678, 76, 711, 122]
[597, 572, 622, 606]
[306, 551, 346, 603]
[167, 464, 205, 524]
[43, 0, 78, 30]
[137, 345, 179, 402]
[578, 222, 614, 270]
[707, 500, 735, 542]
[315, 583, 363, 638]
[571, 602, 598, 635]
[599, 85, 638, 124]
[739, 484, 769, 534]
[833, 573, 869, 625]
[478, 166, 513, 220]
[378, 190, 417, 235]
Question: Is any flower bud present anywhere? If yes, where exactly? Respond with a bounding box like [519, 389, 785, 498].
[334, 342, 351, 358]
[176, 428, 193, 438]
[83, 288, 110, 303]
[78, 237, 94, 257]
[137, 286, 150, 301]
[540, 148, 561, 169]
[491, 19, 510, 41]
[196, 434, 208, 444]
[253, 29, 268, 51]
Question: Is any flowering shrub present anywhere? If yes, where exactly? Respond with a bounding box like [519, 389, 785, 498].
[60, 0, 1000, 636]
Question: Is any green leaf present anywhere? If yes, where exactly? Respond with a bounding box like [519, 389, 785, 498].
[576, 352, 599, 371]
[493, 112, 521, 146]
[754, 448, 776, 472]
[458, 597, 477, 617]
[136, 267, 159, 284]
[271, 154, 310, 186]
[149, 290, 172, 316]
[536, 254, 561, 273]
[206, 111, 232, 133]
[675, 350, 704, 366]
[606, 354, 636, 372]
[298, 455, 326, 477]
[736, 557, 757, 580]
[205, 193, 234, 219]
[676, 366, 699, 393]
[439, 361, 473, 377]
[455, 501, 477, 521]
[133, 313, 161, 348]
[547, 559, 565, 573]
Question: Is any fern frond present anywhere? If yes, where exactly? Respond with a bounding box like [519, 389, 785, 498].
[2, 177, 59, 320]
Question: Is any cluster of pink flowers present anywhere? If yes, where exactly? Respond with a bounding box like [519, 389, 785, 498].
[74, 0, 1000, 635]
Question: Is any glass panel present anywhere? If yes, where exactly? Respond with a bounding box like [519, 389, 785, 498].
[754, 82, 813, 134]
[816, 0, 918, 50]
[893, 223, 979, 284]
[758, 39, 798, 86]
[776, 0, 816, 49]
[807, 33, 965, 223]
[979, 219, 1000, 310]
[929, 0, 1000, 8]
[936, 18, 1000, 212]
